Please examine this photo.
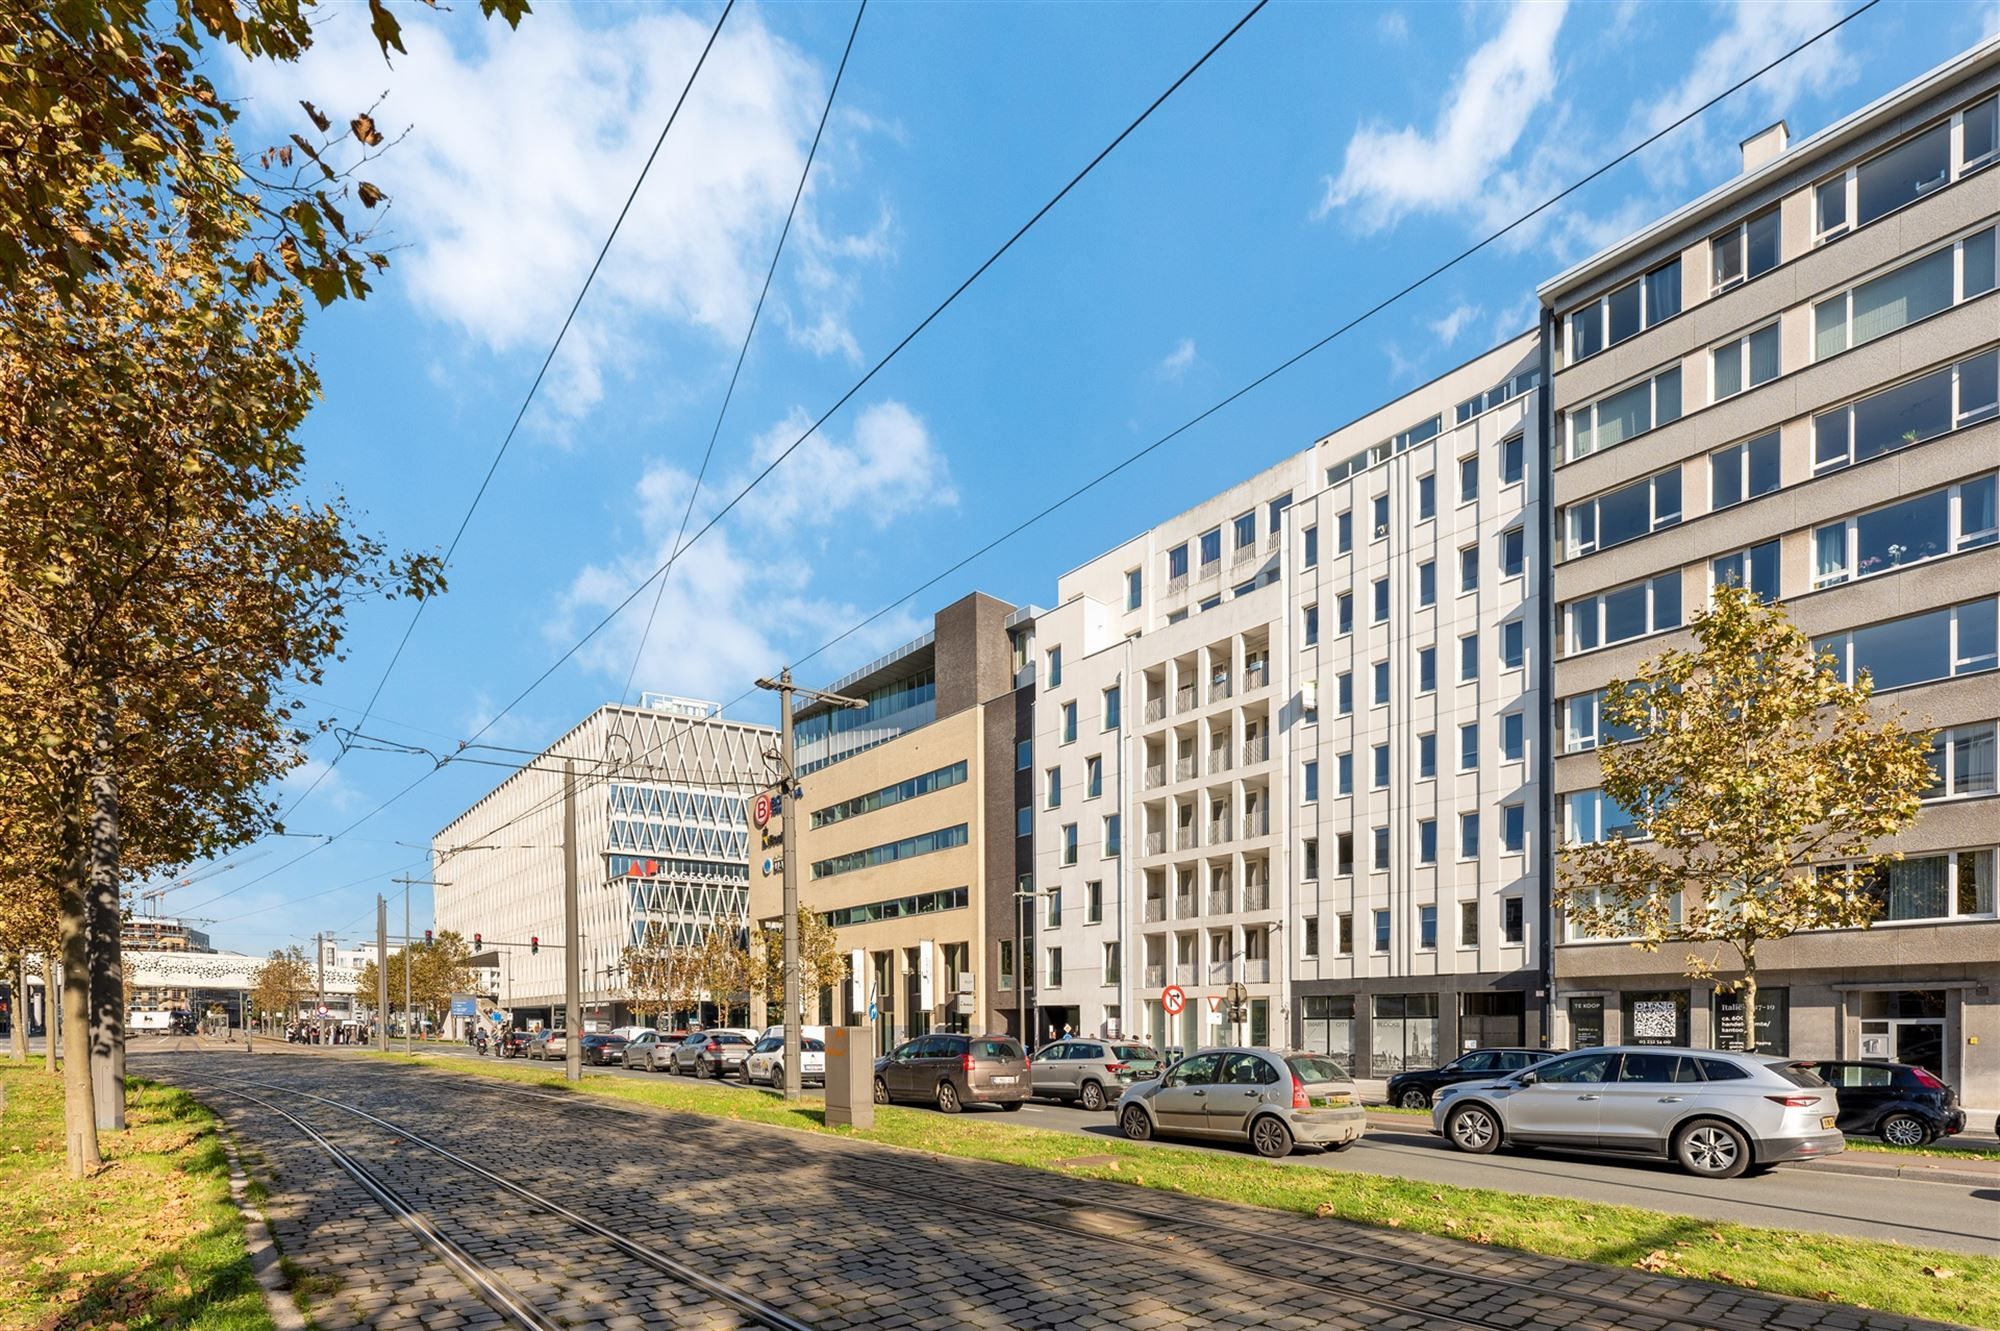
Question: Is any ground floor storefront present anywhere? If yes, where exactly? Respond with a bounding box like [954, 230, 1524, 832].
[1289, 974, 1548, 1077]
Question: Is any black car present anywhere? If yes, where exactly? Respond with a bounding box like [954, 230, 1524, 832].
[1384, 1047, 1564, 1109]
[1810, 1060, 1966, 1146]
[577, 1033, 629, 1067]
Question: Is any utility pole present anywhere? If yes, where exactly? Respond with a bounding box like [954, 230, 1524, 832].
[563, 758, 582, 1084]
[390, 874, 450, 1054]
[756, 669, 865, 1101]
[314, 932, 326, 1045]
[376, 896, 389, 1053]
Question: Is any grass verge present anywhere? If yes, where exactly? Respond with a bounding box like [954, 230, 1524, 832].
[340, 1050, 1996, 1327]
[0, 1066, 272, 1331]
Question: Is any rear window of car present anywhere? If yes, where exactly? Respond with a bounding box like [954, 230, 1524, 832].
[1113, 1045, 1157, 1062]
[719, 1034, 751, 1046]
[971, 1039, 1021, 1060]
[802, 1039, 826, 1052]
[1697, 1058, 1751, 1081]
[1771, 1062, 1827, 1088]
[1285, 1055, 1353, 1085]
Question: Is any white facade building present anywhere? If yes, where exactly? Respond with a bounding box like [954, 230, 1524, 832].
[1027, 332, 1548, 1070]
[432, 696, 774, 1022]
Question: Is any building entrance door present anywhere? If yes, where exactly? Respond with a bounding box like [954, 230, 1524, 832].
[1859, 990, 1948, 1084]
[1461, 991, 1526, 1049]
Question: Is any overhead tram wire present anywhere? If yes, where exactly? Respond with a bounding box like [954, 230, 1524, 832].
[274, 0, 741, 824]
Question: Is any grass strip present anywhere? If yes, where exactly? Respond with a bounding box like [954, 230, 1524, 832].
[338, 1050, 1997, 1328]
[0, 1066, 273, 1331]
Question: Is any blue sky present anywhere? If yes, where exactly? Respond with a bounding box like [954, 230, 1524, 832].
[171, 0, 2000, 956]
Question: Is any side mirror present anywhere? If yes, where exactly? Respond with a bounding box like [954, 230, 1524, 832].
[1516, 1071, 1538, 1087]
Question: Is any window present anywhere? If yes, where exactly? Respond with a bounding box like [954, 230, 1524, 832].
[1500, 434, 1524, 485]
[1016, 738, 1031, 770]
[1710, 432, 1780, 509]
[1371, 743, 1389, 789]
[1815, 96, 1997, 242]
[1303, 760, 1319, 803]
[1567, 469, 1683, 556]
[1336, 751, 1353, 795]
[1455, 368, 1542, 423]
[1373, 909, 1391, 952]
[1925, 724, 1996, 800]
[998, 940, 1014, 990]
[1337, 510, 1353, 553]
[1168, 542, 1189, 586]
[1459, 722, 1479, 771]
[1418, 819, 1437, 865]
[1459, 544, 1479, 593]
[1371, 660, 1390, 706]
[1565, 366, 1683, 460]
[1711, 540, 1781, 603]
[1418, 904, 1438, 951]
[1046, 647, 1063, 688]
[1199, 527, 1222, 569]
[1045, 886, 1063, 928]
[1812, 477, 1997, 587]
[1502, 803, 1526, 853]
[1563, 571, 1682, 655]
[1102, 941, 1120, 985]
[1085, 755, 1102, 799]
[1061, 823, 1078, 866]
[1337, 914, 1354, 955]
[1102, 816, 1120, 857]
[1459, 812, 1479, 860]
[1711, 205, 1780, 291]
[1501, 712, 1524, 762]
[1460, 900, 1479, 947]
[1372, 826, 1389, 871]
[1418, 474, 1436, 519]
[1336, 832, 1354, 876]
[1816, 598, 1998, 690]
[814, 761, 970, 828]
[1372, 494, 1390, 538]
[1503, 897, 1524, 944]
[1417, 560, 1436, 607]
[1303, 526, 1319, 568]
[1813, 228, 1994, 360]
[1046, 948, 1063, 988]
[1417, 732, 1436, 779]
[1372, 577, 1390, 623]
[1370, 992, 1441, 1075]
[1459, 455, 1479, 503]
[1017, 806, 1031, 837]
[1337, 672, 1353, 715]
[1499, 527, 1525, 579]
[1200, 595, 1221, 612]
[1417, 645, 1436, 694]
[1459, 633, 1479, 682]
[1302, 838, 1319, 880]
[1126, 568, 1142, 611]
[1270, 493, 1293, 533]
[1233, 510, 1257, 552]
[812, 823, 970, 878]
[1712, 323, 1780, 400]
[1813, 350, 1998, 474]
[1103, 685, 1122, 730]
[1500, 620, 1524, 669]
[1061, 702, 1077, 744]
[1562, 689, 1644, 753]
[1337, 592, 1354, 635]
[1564, 789, 1640, 844]
[1045, 767, 1062, 809]
[1852, 849, 1994, 922]
[1303, 603, 1319, 647]
[1302, 915, 1319, 958]
[1566, 258, 1681, 362]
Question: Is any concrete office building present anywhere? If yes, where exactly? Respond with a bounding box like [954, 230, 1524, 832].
[1025, 332, 1547, 1071]
[433, 696, 773, 1027]
[1540, 41, 1999, 1102]
[746, 593, 1031, 1052]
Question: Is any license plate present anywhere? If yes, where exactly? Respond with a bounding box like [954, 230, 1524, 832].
[1312, 1095, 1352, 1109]
[991, 1075, 1017, 1085]
[1821, 1115, 1836, 1130]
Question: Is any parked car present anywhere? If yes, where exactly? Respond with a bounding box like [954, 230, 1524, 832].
[1030, 1038, 1164, 1110]
[1117, 1048, 1364, 1158]
[757, 1024, 828, 1045]
[645, 1031, 699, 1072]
[742, 1034, 827, 1087]
[578, 1032, 629, 1067]
[527, 1029, 567, 1061]
[670, 1028, 758, 1078]
[621, 1030, 664, 1069]
[497, 1029, 534, 1058]
[1434, 1046, 1844, 1179]
[1810, 1060, 1966, 1146]
[1386, 1048, 1565, 1109]
[873, 1034, 1030, 1113]
[609, 1025, 654, 1043]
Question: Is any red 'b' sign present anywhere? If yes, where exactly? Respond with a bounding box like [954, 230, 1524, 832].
[753, 792, 772, 828]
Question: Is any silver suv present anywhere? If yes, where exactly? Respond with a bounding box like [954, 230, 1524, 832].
[1030, 1039, 1164, 1111]
[1433, 1046, 1843, 1179]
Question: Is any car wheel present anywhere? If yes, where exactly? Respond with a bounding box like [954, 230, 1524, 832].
[738, 1062, 753, 1084]
[1879, 1113, 1929, 1148]
[873, 1076, 890, 1105]
[1446, 1104, 1502, 1155]
[1080, 1080, 1106, 1112]
[1398, 1088, 1431, 1110]
[697, 1059, 712, 1080]
[1120, 1105, 1154, 1142]
[1250, 1115, 1294, 1159]
[937, 1080, 962, 1114]
[1675, 1120, 1750, 1179]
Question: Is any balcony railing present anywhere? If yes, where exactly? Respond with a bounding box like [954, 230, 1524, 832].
[1241, 810, 1270, 838]
[1207, 890, 1233, 915]
[1209, 748, 1234, 776]
[1265, 530, 1283, 553]
[1144, 964, 1165, 987]
[1144, 831, 1166, 856]
[1197, 558, 1221, 582]
[1144, 696, 1168, 723]
[1145, 763, 1166, 789]
[1242, 883, 1271, 912]
[1143, 897, 1166, 923]
[1174, 893, 1198, 919]
[1208, 819, 1232, 845]
[1242, 957, 1271, 983]
[1175, 827, 1198, 851]
[1210, 675, 1233, 701]
[1174, 755, 1195, 780]
[1167, 572, 1190, 595]
[1174, 686, 1198, 715]
[1232, 544, 1260, 569]
[1207, 960, 1233, 984]
[1245, 658, 1270, 690]
[1242, 735, 1270, 765]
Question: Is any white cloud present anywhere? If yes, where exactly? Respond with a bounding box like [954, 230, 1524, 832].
[236, 6, 890, 418]
[278, 755, 361, 815]
[1155, 337, 1198, 382]
[1491, 292, 1541, 343]
[1317, 1, 1568, 228]
[1377, 10, 1410, 43]
[1428, 302, 1483, 347]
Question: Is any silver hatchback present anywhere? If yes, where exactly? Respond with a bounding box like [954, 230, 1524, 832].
[1117, 1048, 1364, 1157]
[1433, 1046, 1844, 1179]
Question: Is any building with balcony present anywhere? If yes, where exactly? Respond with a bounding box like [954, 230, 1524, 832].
[1024, 332, 1547, 1070]
[1540, 40, 1999, 1102]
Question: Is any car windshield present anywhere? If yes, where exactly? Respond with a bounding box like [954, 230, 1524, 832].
[1285, 1055, 1352, 1085]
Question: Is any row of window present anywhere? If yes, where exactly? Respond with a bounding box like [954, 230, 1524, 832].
[1302, 897, 1528, 958]
[810, 823, 969, 879]
[811, 761, 967, 829]
[1157, 494, 1296, 590]
[1047, 685, 1121, 745]
[1305, 630, 1530, 720]
[1053, 816, 1122, 864]
[1300, 804, 1529, 877]
[821, 885, 969, 930]
[1303, 720, 1528, 802]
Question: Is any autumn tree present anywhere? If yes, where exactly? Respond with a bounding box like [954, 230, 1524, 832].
[743, 910, 850, 1025]
[621, 926, 696, 1027]
[408, 931, 476, 1024]
[248, 946, 311, 1031]
[690, 925, 749, 1028]
[1559, 584, 1936, 1050]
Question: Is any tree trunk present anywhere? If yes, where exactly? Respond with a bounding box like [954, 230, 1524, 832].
[88, 693, 126, 1131]
[58, 836, 101, 1177]
[44, 961, 59, 1076]
[1739, 940, 1759, 1056]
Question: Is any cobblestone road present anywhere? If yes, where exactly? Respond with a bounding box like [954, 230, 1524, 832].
[148, 1051, 1973, 1331]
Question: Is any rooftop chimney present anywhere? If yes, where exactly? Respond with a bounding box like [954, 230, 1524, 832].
[1740, 121, 1790, 174]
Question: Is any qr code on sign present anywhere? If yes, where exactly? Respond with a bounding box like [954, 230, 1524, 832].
[1630, 1001, 1678, 1040]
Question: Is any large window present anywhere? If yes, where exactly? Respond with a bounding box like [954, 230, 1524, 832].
[1813, 477, 1997, 587]
[813, 761, 969, 829]
[1199, 527, 1222, 570]
[1126, 568, 1142, 611]
[1454, 368, 1542, 423]
[1711, 323, 1780, 400]
[1336, 593, 1352, 635]
[1564, 886, 1679, 941]
[1711, 540, 1780, 603]
[1710, 431, 1780, 509]
[1299, 995, 1355, 1073]
[1500, 527, 1525, 579]
[1563, 571, 1682, 655]
[1817, 599, 1998, 691]
[1926, 723, 1997, 801]
[1564, 789, 1640, 845]
[812, 824, 970, 879]
[1815, 94, 1998, 241]
[1855, 849, 1995, 922]
[822, 885, 968, 929]
[1233, 510, 1257, 552]
[1566, 367, 1683, 460]
[1711, 205, 1780, 292]
[1370, 993, 1440, 1075]
[1567, 259, 1682, 363]
[1813, 228, 1995, 360]
[1566, 469, 1682, 557]
[1814, 350, 1999, 475]
[1561, 689, 1644, 753]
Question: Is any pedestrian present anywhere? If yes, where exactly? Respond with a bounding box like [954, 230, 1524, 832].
[1063, 1022, 1074, 1039]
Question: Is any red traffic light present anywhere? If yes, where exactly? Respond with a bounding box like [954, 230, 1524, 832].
[424, 929, 433, 946]
[473, 932, 482, 948]
[530, 935, 539, 955]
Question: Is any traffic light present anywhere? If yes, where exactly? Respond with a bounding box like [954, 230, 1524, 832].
[424, 929, 433, 946]
[530, 936, 539, 955]
[473, 932, 482, 948]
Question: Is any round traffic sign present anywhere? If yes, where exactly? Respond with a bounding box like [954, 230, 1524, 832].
[753, 792, 772, 828]
[1161, 985, 1186, 1016]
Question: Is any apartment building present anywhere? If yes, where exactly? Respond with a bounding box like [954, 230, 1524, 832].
[746, 592, 1030, 1053]
[1025, 332, 1548, 1072]
[1540, 42, 1999, 1101]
